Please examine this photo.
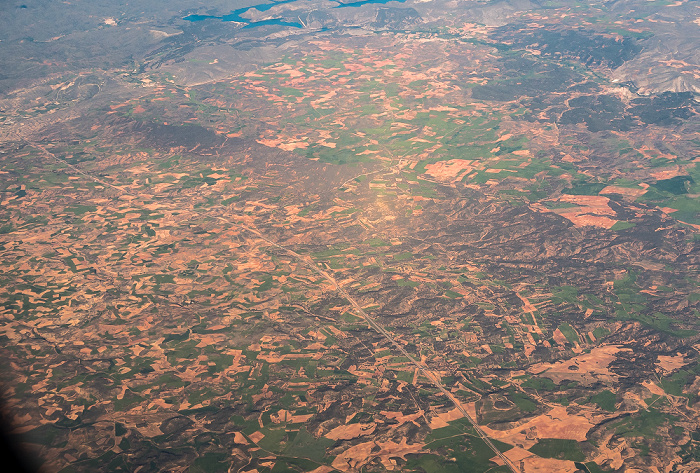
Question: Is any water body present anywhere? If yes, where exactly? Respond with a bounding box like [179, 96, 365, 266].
[184, 0, 407, 28]
[184, 0, 302, 27]
[333, 0, 406, 8]
[242, 18, 303, 28]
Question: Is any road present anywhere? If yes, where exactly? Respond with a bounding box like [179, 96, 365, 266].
[30, 142, 133, 195]
[27, 143, 517, 472]
[219, 217, 519, 473]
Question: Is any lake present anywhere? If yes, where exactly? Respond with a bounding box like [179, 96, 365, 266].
[184, 0, 407, 28]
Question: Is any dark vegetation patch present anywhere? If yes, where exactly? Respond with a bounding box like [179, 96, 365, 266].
[491, 26, 642, 68]
[558, 91, 698, 133]
[133, 122, 226, 150]
[559, 95, 634, 132]
[653, 175, 694, 195]
[680, 429, 700, 463]
[629, 92, 698, 126]
[471, 56, 578, 101]
[567, 81, 599, 93]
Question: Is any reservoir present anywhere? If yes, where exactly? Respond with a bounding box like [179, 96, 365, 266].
[184, 0, 407, 28]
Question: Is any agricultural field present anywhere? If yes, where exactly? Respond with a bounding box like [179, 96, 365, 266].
[1, 0, 700, 472]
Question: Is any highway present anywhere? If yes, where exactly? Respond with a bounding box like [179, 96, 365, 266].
[24, 143, 517, 471]
[220, 217, 519, 473]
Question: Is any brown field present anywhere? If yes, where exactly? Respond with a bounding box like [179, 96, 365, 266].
[324, 422, 377, 440]
[493, 447, 578, 473]
[529, 345, 630, 385]
[331, 438, 424, 472]
[656, 353, 690, 374]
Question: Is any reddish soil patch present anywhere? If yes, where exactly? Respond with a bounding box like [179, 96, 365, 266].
[424, 159, 474, 183]
[331, 439, 424, 472]
[552, 195, 618, 229]
[325, 422, 376, 440]
[529, 345, 630, 386]
[656, 353, 689, 374]
[599, 185, 646, 198]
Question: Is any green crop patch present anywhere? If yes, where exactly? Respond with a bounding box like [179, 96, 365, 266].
[508, 389, 538, 413]
[591, 390, 617, 412]
[65, 205, 97, 215]
[612, 408, 673, 438]
[529, 438, 586, 462]
[557, 323, 580, 344]
[285, 429, 334, 463]
[522, 377, 557, 392]
[1, 5, 699, 472]
[610, 221, 636, 231]
[661, 370, 691, 397]
[189, 452, 229, 473]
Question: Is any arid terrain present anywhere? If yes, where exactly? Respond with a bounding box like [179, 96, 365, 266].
[1, 0, 700, 472]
